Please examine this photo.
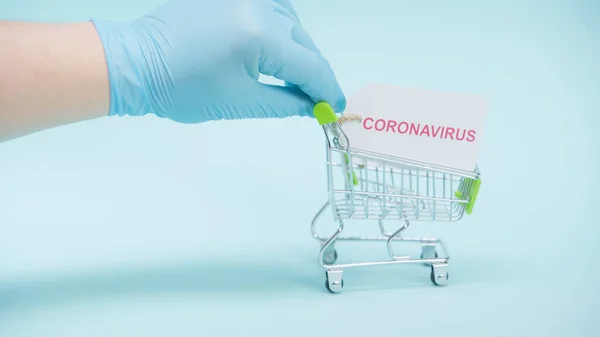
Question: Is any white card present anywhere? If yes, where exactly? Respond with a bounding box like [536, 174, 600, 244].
[339, 83, 487, 172]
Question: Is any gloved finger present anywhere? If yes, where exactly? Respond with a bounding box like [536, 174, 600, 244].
[271, 0, 303, 89]
[251, 82, 315, 118]
[259, 37, 346, 112]
[290, 25, 334, 76]
[270, 2, 335, 89]
[288, 28, 345, 106]
[272, 0, 301, 25]
[291, 26, 323, 59]
[283, 81, 299, 91]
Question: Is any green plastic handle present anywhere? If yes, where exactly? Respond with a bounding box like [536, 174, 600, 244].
[313, 102, 338, 125]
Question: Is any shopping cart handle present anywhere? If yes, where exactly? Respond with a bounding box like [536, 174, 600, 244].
[313, 102, 339, 125]
[313, 101, 359, 186]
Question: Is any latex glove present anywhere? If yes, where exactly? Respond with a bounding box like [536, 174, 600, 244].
[90, 0, 346, 123]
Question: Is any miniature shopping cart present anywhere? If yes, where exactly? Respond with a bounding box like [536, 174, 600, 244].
[310, 102, 482, 293]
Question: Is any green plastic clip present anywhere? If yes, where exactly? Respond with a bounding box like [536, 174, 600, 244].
[313, 102, 358, 186]
[344, 153, 359, 186]
[454, 178, 481, 215]
[313, 102, 338, 125]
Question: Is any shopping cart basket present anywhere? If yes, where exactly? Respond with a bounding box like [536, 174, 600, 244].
[310, 102, 482, 293]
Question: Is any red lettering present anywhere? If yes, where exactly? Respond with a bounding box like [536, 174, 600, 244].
[397, 122, 409, 134]
[466, 130, 476, 142]
[365, 120, 475, 142]
[386, 120, 397, 132]
[409, 123, 421, 135]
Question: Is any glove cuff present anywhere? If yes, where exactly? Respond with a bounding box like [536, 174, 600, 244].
[90, 18, 153, 118]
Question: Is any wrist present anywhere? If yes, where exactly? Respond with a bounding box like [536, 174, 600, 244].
[90, 18, 155, 118]
[0, 21, 110, 142]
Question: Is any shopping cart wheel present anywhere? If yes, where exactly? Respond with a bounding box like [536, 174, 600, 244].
[323, 247, 338, 265]
[325, 270, 344, 293]
[430, 264, 449, 286]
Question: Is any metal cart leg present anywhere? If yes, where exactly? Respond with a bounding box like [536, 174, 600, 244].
[385, 218, 411, 260]
[420, 242, 438, 266]
[318, 218, 344, 269]
[322, 244, 338, 265]
[312, 201, 347, 293]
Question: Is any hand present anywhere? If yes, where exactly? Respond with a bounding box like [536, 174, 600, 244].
[91, 0, 346, 123]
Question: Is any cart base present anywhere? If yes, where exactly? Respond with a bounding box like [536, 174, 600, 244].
[312, 201, 452, 293]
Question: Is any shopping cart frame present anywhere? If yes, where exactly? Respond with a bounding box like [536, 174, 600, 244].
[310, 102, 482, 293]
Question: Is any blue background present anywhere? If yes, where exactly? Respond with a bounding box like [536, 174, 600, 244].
[1, 0, 599, 336]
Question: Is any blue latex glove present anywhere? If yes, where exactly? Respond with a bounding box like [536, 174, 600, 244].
[90, 0, 346, 123]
